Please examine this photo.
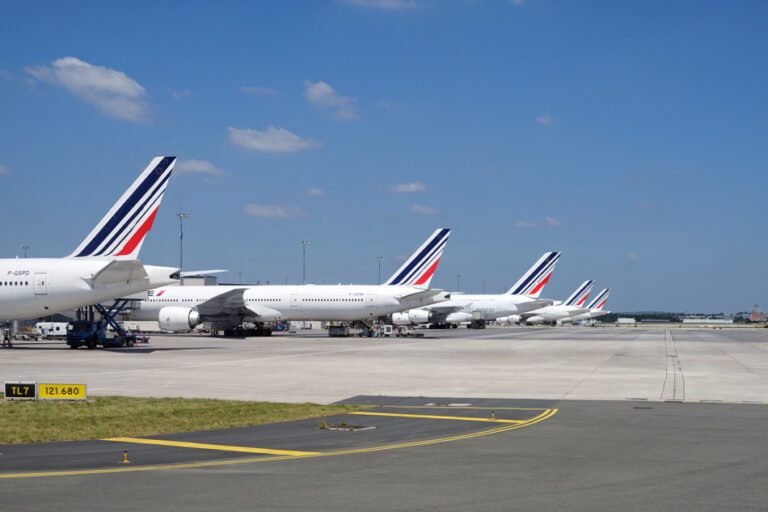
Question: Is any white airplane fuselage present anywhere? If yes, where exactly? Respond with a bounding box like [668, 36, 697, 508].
[131, 284, 449, 328]
[525, 304, 587, 323]
[0, 258, 177, 321]
[393, 294, 552, 325]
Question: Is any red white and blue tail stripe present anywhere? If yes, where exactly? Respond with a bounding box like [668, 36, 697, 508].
[586, 288, 611, 310]
[69, 156, 176, 259]
[385, 228, 450, 288]
[506, 251, 561, 297]
[564, 280, 595, 307]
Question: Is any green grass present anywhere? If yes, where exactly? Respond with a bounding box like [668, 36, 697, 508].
[0, 394, 358, 443]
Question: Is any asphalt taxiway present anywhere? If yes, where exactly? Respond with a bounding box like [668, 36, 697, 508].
[1, 397, 766, 511]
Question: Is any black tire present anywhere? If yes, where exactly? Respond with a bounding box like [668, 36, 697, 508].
[86, 336, 98, 350]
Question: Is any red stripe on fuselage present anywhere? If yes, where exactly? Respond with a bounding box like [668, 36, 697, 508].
[528, 272, 551, 296]
[414, 258, 440, 286]
[156, 290, 166, 296]
[115, 207, 159, 256]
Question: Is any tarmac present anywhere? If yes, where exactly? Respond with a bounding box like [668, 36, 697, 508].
[1, 327, 767, 403]
[1, 327, 767, 510]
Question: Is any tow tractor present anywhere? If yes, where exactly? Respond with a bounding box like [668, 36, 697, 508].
[67, 300, 147, 349]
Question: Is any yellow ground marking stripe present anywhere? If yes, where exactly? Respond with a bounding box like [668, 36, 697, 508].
[101, 437, 320, 456]
[350, 411, 525, 424]
[0, 408, 557, 480]
[381, 405, 548, 411]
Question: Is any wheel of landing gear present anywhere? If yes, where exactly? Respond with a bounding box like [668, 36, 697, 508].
[86, 337, 97, 350]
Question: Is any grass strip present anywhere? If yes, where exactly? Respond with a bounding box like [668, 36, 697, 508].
[0, 394, 358, 444]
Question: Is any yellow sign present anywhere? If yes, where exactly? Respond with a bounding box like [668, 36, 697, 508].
[38, 383, 87, 400]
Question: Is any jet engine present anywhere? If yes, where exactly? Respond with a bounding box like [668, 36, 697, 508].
[158, 306, 201, 331]
[445, 311, 473, 324]
[391, 309, 431, 325]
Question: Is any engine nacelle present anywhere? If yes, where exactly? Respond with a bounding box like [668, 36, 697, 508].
[392, 309, 431, 325]
[445, 311, 473, 324]
[525, 315, 544, 324]
[158, 306, 201, 331]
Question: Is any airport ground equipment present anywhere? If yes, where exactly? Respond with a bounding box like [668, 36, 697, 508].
[66, 301, 146, 349]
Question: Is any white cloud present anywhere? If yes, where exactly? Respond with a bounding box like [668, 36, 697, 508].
[545, 216, 560, 226]
[627, 253, 641, 261]
[303, 80, 359, 120]
[227, 126, 321, 153]
[25, 57, 149, 122]
[169, 89, 191, 100]
[410, 203, 441, 215]
[0, 164, 11, 176]
[389, 181, 426, 193]
[240, 86, 280, 95]
[376, 98, 410, 111]
[340, 0, 419, 9]
[306, 187, 325, 196]
[243, 203, 305, 218]
[515, 220, 537, 228]
[636, 201, 655, 209]
[536, 115, 552, 125]
[175, 159, 226, 176]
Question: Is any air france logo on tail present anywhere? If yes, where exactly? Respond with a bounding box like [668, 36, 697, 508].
[564, 280, 595, 307]
[507, 251, 561, 297]
[587, 288, 611, 310]
[385, 228, 451, 288]
[70, 156, 176, 259]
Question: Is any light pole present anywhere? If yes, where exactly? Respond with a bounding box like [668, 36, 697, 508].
[21, 245, 29, 258]
[456, 274, 462, 292]
[175, 212, 189, 285]
[483, 280, 486, 294]
[237, 272, 242, 284]
[300, 240, 310, 285]
[377, 256, 383, 285]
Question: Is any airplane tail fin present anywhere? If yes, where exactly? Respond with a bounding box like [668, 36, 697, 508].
[506, 251, 561, 297]
[384, 228, 451, 288]
[69, 156, 176, 259]
[564, 280, 595, 307]
[587, 288, 611, 310]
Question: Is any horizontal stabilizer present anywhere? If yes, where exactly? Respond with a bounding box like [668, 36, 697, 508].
[181, 269, 228, 277]
[86, 259, 148, 285]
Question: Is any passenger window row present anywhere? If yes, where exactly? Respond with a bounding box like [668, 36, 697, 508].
[1, 281, 29, 286]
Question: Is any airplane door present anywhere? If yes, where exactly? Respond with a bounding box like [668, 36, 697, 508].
[289, 294, 299, 308]
[33, 273, 48, 295]
[366, 294, 375, 308]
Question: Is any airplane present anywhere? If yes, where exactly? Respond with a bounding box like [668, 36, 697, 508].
[129, 228, 452, 334]
[515, 279, 596, 324]
[0, 156, 180, 322]
[563, 288, 612, 322]
[391, 251, 561, 329]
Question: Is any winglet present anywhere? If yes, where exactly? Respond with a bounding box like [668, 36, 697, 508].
[385, 228, 451, 288]
[69, 156, 176, 259]
[564, 280, 595, 307]
[506, 251, 561, 297]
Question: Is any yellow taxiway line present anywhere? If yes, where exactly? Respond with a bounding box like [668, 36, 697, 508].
[102, 437, 320, 456]
[350, 411, 525, 423]
[0, 408, 558, 480]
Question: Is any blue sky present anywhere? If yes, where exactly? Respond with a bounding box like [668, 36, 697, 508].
[1, 0, 766, 312]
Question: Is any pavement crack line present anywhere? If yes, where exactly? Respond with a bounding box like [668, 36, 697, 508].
[660, 329, 685, 401]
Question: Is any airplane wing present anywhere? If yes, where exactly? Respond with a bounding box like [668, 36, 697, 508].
[196, 288, 248, 316]
[397, 289, 446, 303]
[180, 269, 228, 276]
[86, 259, 148, 285]
[426, 304, 467, 314]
